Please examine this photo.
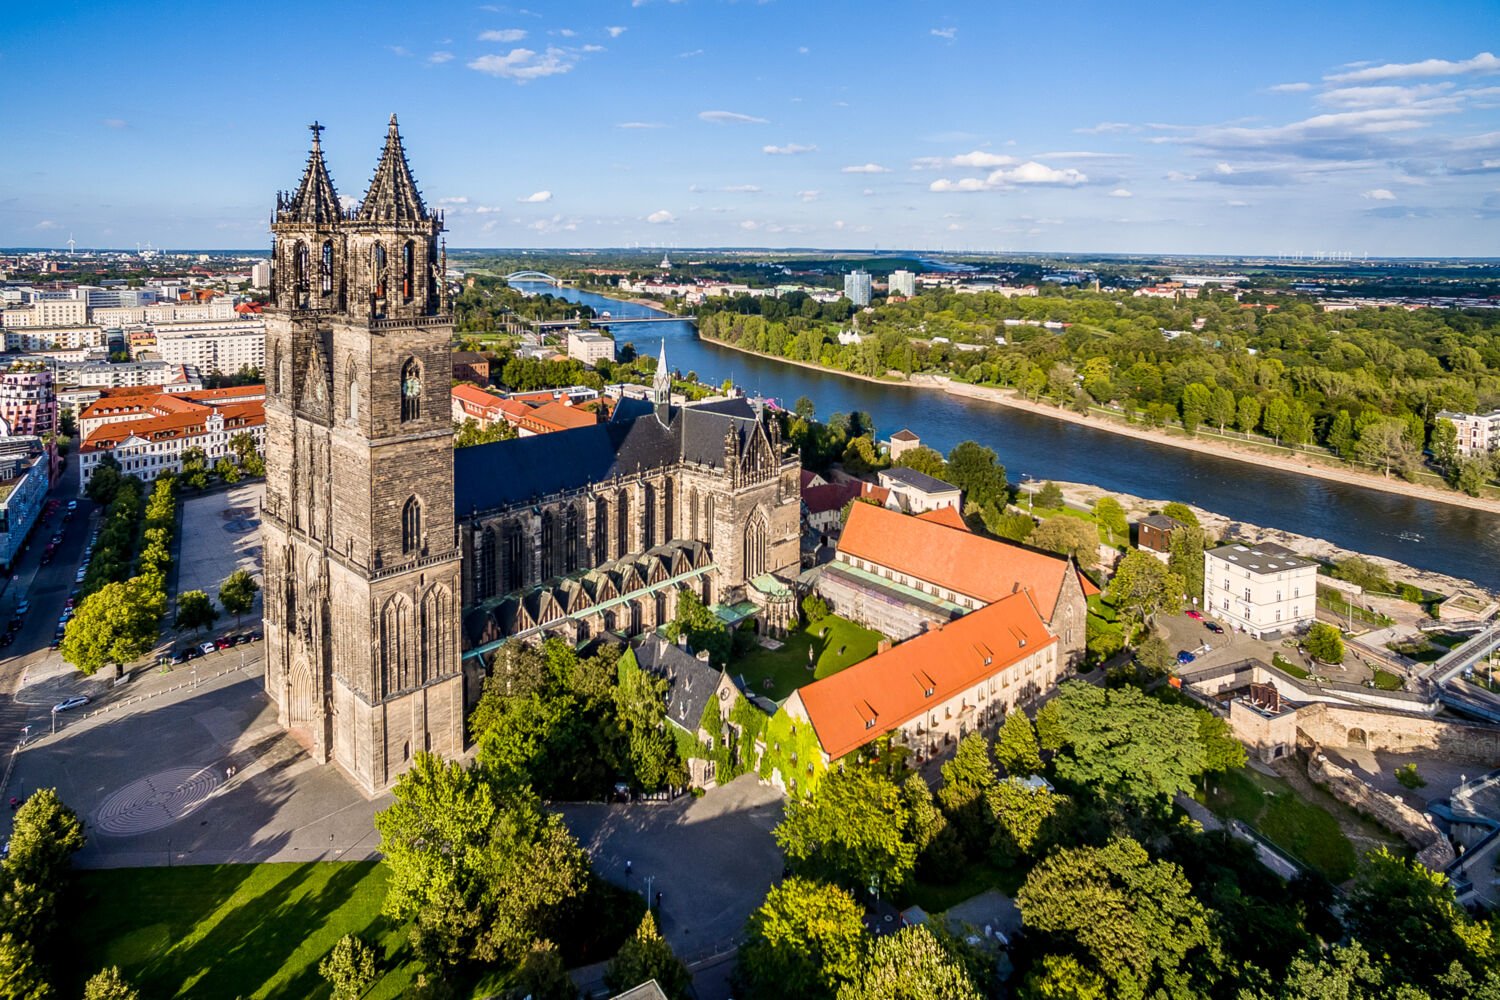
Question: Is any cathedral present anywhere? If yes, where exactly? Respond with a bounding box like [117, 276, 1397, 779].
[262, 119, 802, 794]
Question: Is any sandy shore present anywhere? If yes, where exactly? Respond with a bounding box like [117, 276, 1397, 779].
[700, 337, 1498, 515]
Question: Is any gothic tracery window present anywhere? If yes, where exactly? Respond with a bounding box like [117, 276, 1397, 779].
[294, 242, 309, 290]
[402, 241, 415, 300]
[321, 240, 334, 294]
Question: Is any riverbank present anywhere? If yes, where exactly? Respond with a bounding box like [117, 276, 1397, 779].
[701, 334, 1500, 516]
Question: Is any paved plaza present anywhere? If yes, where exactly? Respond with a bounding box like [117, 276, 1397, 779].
[173, 482, 264, 634]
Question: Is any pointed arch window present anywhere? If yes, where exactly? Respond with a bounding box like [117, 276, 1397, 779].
[320, 240, 334, 294]
[402, 496, 423, 555]
[373, 243, 388, 300]
[401, 357, 422, 422]
[294, 242, 309, 290]
[402, 241, 415, 301]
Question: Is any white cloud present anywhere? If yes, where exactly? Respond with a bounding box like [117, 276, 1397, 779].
[680, 48, 704, 58]
[518, 190, 553, 203]
[1165, 170, 1198, 182]
[101, 118, 128, 129]
[616, 121, 665, 129]
[581, 44, 605, 53]
[646, 209, 675, 224]
[994, 161, 1087, 185]
[34, 220, 58, 231]
[798, 46, 809, 55]
[1110, 188, 1133, 197]
[797, 190, 820, 202]
[606, 25, 627, 37]
[699, 110, 768, 124]
[842, 163, 891, 173]
[1076, 121, 1136, 134]
[1268, 82, 1312, 93]
[929, 177, 988, 193]
[1319, 83, 1455, 108]
[438, 196, 469, 205]
[558, 28, 577, 37]
[468, 47, 580, 81]
[387, 45, 411, 57]
[1363, 188, 1397, 200]
[739, 219, 760, 230]
[723, 184, 762, 193]
[1214, 162, 1234, 174]
[950, 150, 1015, 168]
[1328, 51, 1500, 83]
[931, 27, 957, 40]
[428, 51, 454, 64]
[763, 142, 816, 155]
[479, 28, 527, 42]
[1227, 200, 1250, 207]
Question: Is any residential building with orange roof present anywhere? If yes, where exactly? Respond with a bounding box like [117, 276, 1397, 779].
[77, 385, 265, 492]
[815, 499, 1093, 666]
[780, 591, 1059, 781]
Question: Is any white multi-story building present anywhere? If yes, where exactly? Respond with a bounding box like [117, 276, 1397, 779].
[250, 261, 272, 288]
[54, 360, 200, 390]
[565, 330, 616, 367]
[843, 269, 872, 307]
[78, 388, 265, 492]
[1437, 409, 1500, 458]
[876, 466, 963, 513]
[0, 439, 50, 570]
[1204, 542, 1318, 638]
[888, 269, 916, 298]
[79, 287, 159, 310]
[3, 326, 104, 351]
[1, 298, 88, 328]
[151, 320, 265, 375]
[144, 299, 236, 323]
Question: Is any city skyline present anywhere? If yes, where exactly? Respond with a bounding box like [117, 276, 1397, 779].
[1, 0, 1497, 255]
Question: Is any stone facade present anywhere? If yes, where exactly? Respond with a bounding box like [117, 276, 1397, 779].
[262, 119, 463, 795]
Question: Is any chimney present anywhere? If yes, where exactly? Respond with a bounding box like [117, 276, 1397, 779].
[877, 638, 891, 654]
[696, 650, 710, 664]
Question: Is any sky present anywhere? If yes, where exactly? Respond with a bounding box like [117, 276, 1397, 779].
[2, 0, 1498, 256]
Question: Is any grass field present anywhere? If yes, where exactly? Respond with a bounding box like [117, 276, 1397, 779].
[1372, 668, 1407, 691]
[1197, 769, 1360, 882]
[733, 614, 886, 701]
[68, 862, 418, 1000]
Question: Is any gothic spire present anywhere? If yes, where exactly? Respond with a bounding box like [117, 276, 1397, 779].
[281, 121, 341, 225]
[357, 114, 428, 224]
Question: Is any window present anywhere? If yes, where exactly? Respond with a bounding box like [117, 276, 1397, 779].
[402, 241, 415, 300]
[294, 242, 308, 290]
[373, 243, 388, 301]
[400, 358, 422, 422]
[402, 496, 422, 554]
[1243, 588, 1251, 601]
[320, 240, 334, 294]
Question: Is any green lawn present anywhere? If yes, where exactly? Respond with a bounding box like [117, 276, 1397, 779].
[733, 615, 886, 701]
[1196, 768, 1360, 883]
[1372, 669, 1406, 691]
[67, 862, 418, 1000]
[1272, 653, 1311, 679]
[900, 860, 1024, 914]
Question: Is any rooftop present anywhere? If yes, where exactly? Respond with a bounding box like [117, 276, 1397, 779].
[878, 466, 960, 495]
[1207, 541, 1315, 574]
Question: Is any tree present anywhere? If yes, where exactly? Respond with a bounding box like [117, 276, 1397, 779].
[1237, 395, 1262, 435]
[1305, 622, 1345, 664]
[1196, 710, 1247, 774]
[1029, 516, 1099, 570]
[794, 396, 816, 421]
[895, 445, 948, 480]
[1016, 838, 1217, 999]
[834, 924, 982, 1000]
[1331, 556, 1391, 594]
[83, 967, 140, 1000]
[318, 934, 379, 1000]
[376, 753, 588, 971]
[175, 590, 217, 635]
[515, 939, 576, 1000]
[1180, 382, 1211, 435]
[1208, 386, 1237, 432]
[1160, 501, 1199, 527]
[1345, 848, 1495, 992]
[663, 589, 731, 667]
[0, 932, 50, 1000]
[1431, 418, 1460, 470]
[1106, 550, 1184, 636]
[1356, 418, 1420, 479]
[1263, 397, 1293, 444]
[60, 576, 165, 675]
[85, 461, 124, 505]
[213, 457, 241, 484]
[802, 593, 830, 623]
[1168, 525, 1208, 604]
[1043, 682, 1207, 808]
[1455, 458, 1491, 497]
[937, 733, 997, 852]
[986, 777, 1067, 861]
[945, 441, 1006, 508]
[219, 569, 261, 628]
[994, 710, 1043, 777]
[841, 435, 881, 475]
[1396, 763, 1427, 790]
[179, 446, 210, 489]
[1133, 632, 1175, 676]
[1034, 480, 1064, 510]
[1328, 409, 1357, 460]
[1093, 496, 1128, 545]
[983, 506, 1035, 542]
[774, 765, 916, 895]
[737, 878, 867, 1000]
[605, 912, 691, 1000]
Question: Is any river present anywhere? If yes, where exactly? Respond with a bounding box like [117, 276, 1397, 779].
[511, 282, 1500, 589]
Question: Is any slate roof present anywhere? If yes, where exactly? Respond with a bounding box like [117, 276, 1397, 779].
[632, 635, 722, 734]
[880, 466, 960, 495]
[1139, 514, 1184, 531]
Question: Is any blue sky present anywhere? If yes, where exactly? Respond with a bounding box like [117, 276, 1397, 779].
[2, 1, 1498, 255]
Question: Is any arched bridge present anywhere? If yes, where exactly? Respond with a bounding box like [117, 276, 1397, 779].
[504, 270, 562, 286]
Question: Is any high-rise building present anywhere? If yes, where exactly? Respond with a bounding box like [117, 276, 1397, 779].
[261, 117, 464, 794]
[844, 269, 872, 306]
[0, 363, 58, 437]
[251, 261, 272, 288]
[888, 269, 916, 298]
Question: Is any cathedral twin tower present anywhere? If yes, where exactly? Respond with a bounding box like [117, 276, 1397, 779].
[262, 118, 464, 793]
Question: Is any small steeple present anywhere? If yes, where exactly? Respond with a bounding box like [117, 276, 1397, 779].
[357, 114, 428, 224]
[653, 341, 672, 399]
[279, 121, 341, 225]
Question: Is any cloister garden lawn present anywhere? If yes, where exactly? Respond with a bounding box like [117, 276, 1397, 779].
[734, 614, 886, 701]
[67, 861, 419, 1000]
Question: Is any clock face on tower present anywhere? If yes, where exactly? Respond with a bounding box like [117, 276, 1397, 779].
[403, 373, 422, 399]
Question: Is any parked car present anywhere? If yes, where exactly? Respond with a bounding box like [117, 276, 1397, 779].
[163, 651, 186, 665]
[1185, 610, 1203, 620]
[233, 634, 253, 646]
[248, 630, 263, 642]
[66, 500, 77, 511]
[51, 696, 89, 714]
[182, 647, 201, 661]
[1205, 621, 1224, 634]
[1176, 650, 1196, 665]
[75, 569, 87, 583]
[199, 641, 217, 655]
[215, 637, 232, 650]
[15, 601, 28, 616]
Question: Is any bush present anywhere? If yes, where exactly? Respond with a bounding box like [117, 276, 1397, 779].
[801, 593, 829, 623]
[318, 933, 379, 1000]
[1395, 764, 1427, 790]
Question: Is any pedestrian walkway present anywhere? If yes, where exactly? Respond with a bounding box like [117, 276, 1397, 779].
[1176, 792, 1301, 880]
